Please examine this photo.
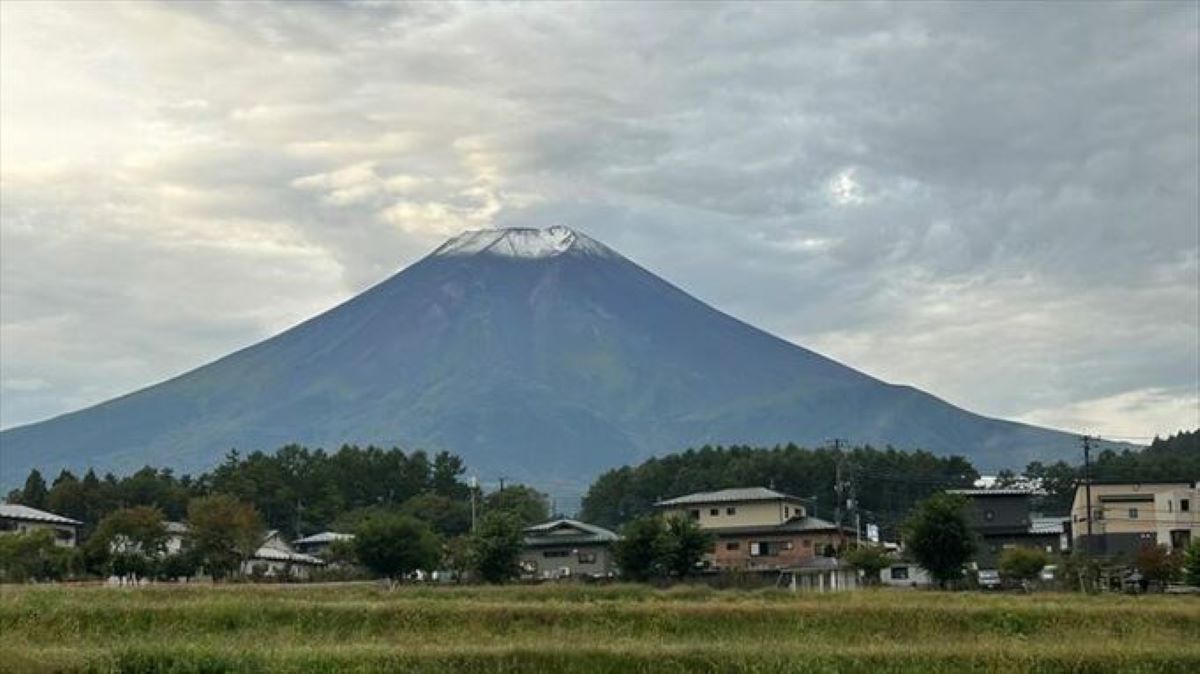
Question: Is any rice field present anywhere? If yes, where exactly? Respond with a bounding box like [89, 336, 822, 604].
[1, 583, 1197, 673]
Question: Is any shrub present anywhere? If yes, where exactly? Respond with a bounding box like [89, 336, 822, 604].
[845, 546, 891, 585]
[998, 547, 1048, 587]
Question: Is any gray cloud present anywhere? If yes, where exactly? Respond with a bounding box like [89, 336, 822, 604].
[2, 1, 1196, 442]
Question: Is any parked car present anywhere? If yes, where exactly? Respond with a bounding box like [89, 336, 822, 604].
[977, 569, 1002, 590]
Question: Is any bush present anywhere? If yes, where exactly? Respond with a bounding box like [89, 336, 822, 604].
[845, 546, 891, 585]
[614, 516, 665, 582]
[0, 529, 80, 582]
[1184, 540, 1200, 586]
[998, 547, 1048, 587]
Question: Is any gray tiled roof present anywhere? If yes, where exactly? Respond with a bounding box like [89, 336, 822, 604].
[655, 487, 805, 507]
[0, 503, 82, 526]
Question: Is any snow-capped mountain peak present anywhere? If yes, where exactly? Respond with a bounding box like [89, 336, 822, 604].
[432, 226, 614, 259]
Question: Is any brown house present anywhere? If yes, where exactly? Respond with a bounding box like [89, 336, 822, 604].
[655, 487, 853, 571]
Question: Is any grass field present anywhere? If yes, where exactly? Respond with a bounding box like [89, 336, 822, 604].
[1, 583, 1198, 673]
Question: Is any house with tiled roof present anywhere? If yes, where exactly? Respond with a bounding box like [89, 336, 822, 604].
[655, 487, 855, 571]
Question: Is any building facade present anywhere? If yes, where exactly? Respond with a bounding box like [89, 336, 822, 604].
[946, 489, 1064, 569]
[655, 487, 853, 572]
[1070, 481, 1197, 557]
[519, 518, 619, 580]
[0, 503, 81, 547]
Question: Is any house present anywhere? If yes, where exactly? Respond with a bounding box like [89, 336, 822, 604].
[1070, 480, 1198, 557]
[0, 503, 81, 547]
[519, 518, 619, 580]
[293, 531, 354, 556]
[164, 521, 189, 555]
[946, 489, 1063, 569]
[242, 530, 325, 579]
[655, 487, 854, 571]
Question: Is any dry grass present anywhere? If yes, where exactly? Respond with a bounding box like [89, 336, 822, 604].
[1, 583, 1196, 673]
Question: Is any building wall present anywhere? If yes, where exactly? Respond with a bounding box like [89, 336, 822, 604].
[975, 533, 1061, 569]
[662, 500, 805, 529]
[0, 518, 77, 547]
[520, 543, 614, 579]
[706, 530, 851, 571]
[1070, 483, 1197, 553]
[962, 495, 1031, 534]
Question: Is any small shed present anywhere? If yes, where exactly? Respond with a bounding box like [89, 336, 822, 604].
[780, 556, 859, 592]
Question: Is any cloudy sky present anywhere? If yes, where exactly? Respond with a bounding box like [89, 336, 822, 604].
[1, 1, 1197, 443]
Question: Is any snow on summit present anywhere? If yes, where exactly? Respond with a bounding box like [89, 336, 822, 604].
[433, 226, 613, 259]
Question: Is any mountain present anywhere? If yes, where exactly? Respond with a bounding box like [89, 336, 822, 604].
[0, 226, 1084, 486]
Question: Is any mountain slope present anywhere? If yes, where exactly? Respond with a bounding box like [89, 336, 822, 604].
[0, 226, 1082, 484]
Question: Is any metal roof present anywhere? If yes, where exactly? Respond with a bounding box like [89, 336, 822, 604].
[523, 518, 618, 546]
[0, 503, 82, 526]
[946, 488, 1034, 496]
[165, 521, 189, 534]
[251, 545, 325, 565]
[656, 487, 806, 507]
[294, 531, 354, 545]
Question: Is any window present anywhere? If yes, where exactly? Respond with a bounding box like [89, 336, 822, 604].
[577, 552, 596, 564]
[1182, 499, 1191, 512]
[1128, 508, 1139, 519]
[749, 542, 762, 556]
[1169, 501, 1174, 513]
[890, 566, 909, 580]
[710, 508, 720, 517]
[783, 541, 793, 551]
[726, 506, 736, 516]
[783, 506, 789, 517]
[543, 550, 569, 558]
[688, 509, 700, 520]
[725, 542, 740, 551]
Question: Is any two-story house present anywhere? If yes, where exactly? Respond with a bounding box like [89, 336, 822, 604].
[655, 487, 852, 571]
[519, 518, 619, 580]
[1070, 480, 1197, 557]
[945, 489, 1063, 569]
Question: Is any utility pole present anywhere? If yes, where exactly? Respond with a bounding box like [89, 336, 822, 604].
[830, 438, 849, 548]
[470, 475, 478, 533]
[1083, 434, 1094, 558]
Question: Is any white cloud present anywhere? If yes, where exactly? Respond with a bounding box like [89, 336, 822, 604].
[1, 1, 1196, 440]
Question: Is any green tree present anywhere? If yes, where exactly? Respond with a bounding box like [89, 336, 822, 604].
[998, 547, 1048, 588]
[21, 470, 49, 509]
[484, 485, 550, 527]
[400, 493, 472, 537]
[469, 511, 523, 584]
[354, 514, 441, 585]
[1183, 540, 1200, 586]
[613, 515, 666, 581]
[441, 535, 471, 583]
[187, 495, 263, 581]
[656, 515, 714, 578]
[87, 506, 169, 581]
[846, 545, 891, 585]
[904, 493, 976, 588]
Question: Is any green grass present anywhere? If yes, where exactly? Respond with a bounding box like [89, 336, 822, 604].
[1, 583, 1197, 673]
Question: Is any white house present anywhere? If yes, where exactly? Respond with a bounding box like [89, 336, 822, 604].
[242, 530, 325, 579]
